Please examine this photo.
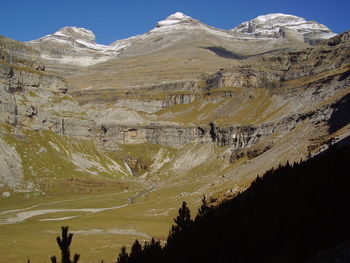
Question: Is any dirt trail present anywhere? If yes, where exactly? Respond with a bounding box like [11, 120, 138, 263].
[0, 185, 156, 225]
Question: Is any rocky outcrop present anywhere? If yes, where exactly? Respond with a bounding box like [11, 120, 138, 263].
[323, 30, 350, 46]
[278, 27, 304, 42]
[205, 68, 281, 90]
[204, 37, 350, 91]
[95, 124, 210, 148]
[95, 106, 327, 149]
[0, 37, 86, 135]
[0, 36, 44, 70]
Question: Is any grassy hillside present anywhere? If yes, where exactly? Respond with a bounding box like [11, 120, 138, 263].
[115, 142, 350, 263]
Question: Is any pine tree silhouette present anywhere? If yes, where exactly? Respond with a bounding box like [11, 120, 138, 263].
[51, 226, 80, 263]
[173, 201, 192, 232]
[128, 239, 142, 263]
[116, 246, 128, 263]
[196, 195, 210, 220]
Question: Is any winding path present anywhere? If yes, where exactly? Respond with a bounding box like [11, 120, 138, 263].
[0, 185, 155, 225]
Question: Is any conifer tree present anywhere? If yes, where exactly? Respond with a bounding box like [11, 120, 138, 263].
[116, 246, 128, 263]
[196, 195, 210, 220]
[173, 201, 192, 232]
[51, 226, 80, 263]
[129, 239, 142, 263]
[167, 201, 193, 250]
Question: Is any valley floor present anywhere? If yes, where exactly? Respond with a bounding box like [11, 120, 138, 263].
[0, 179, 202, 263]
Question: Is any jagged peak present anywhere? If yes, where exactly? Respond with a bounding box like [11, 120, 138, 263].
[53, 26, 96, 44]
[232, 13, 335, 42]
[156, 12, 194, 28]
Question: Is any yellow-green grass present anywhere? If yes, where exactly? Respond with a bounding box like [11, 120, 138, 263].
[1, 123, 313, 262]
[0, 139, 232, 262]
[2, 129, 129, 190]
[0, 180, 205, 263]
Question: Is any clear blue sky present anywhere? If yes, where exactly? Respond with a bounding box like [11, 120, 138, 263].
[1, 0, 349, 45]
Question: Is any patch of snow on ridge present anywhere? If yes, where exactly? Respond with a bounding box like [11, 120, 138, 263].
[169, 12, 191, 20]
[254, 13, 298, 23]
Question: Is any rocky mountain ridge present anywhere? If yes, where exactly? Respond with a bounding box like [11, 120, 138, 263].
[1, 28, 350, 192]
[27, 12, 335, 71]
[232, 13, 335, 43]
[1, 13, 350, 262]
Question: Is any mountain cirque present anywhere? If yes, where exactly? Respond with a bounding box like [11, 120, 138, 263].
[1, 12, 350, 262]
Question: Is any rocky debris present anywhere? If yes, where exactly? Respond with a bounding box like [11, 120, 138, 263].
[25, 105, 38, 118]
[2, 192, 11, 198]
[0, 137, 23, 188]
[39, 147, 47, 153]
[323, 30, 350, 46]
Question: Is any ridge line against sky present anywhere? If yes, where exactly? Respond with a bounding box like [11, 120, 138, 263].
[1, 0, 349, 45]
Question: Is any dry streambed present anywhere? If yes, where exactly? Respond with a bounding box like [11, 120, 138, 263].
[0, 186, 155, 225]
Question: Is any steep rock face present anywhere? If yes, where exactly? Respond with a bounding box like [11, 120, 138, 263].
[206, 36, 350, 90]
[0, 36, 87, 134]
[94, 98, 335, 151]
[0, 36, 44, 70]
[232, 13, 335, 44]
[97, 124, 211, 148]
[0, 36, 131, 191]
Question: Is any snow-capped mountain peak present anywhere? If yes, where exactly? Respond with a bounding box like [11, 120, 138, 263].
[232, 13, 336, 43]
[27, 12, 338, 68]
[168, 12, 191, 20]
[156, 12, 194, 28]
[53, 27, 96, 44]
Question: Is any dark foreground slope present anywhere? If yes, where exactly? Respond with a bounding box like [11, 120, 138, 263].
[117, 142, 350, 263]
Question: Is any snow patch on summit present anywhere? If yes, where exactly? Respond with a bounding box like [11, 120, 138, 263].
[254, 13, 296, 23]
[232, 13, 336, 42]
[156, 12, 193, 27]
